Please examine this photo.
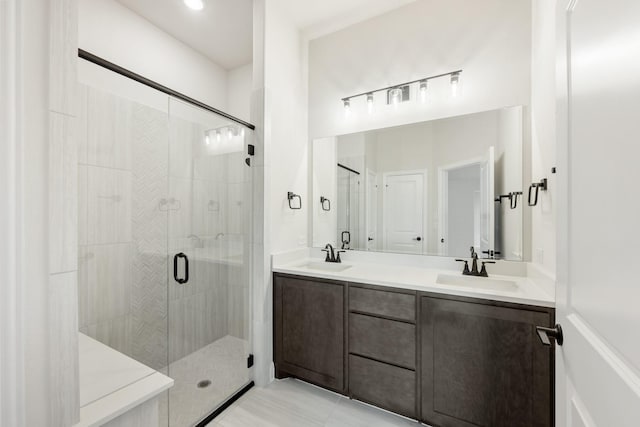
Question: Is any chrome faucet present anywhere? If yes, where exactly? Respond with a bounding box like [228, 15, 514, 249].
[455, 246, 496, 277]
[322, 243, 345, 263]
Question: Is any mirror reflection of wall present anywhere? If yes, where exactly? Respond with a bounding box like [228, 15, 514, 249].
[312, 106, 524, 260]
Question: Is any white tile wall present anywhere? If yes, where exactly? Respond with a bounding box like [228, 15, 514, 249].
[49, 272, 79, 426]
[87, 166, 133, 244]
[49, 112, 78, 273]
[87, 88, 133, 169]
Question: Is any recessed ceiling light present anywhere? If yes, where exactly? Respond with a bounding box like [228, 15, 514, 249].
[183, 0, 204, 11]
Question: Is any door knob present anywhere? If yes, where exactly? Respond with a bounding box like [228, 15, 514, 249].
[536, 324, 563, 346]
[367, 237, 374, 241]
[413, 237, 422, 241]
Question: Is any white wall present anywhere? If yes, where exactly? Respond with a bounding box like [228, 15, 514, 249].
[530, 0, 557, 275]
[265, 2, 308, 253]
[250, 0, 308, 387]
[312, 137, 337, 247]
[227, 63, 253, 122]
[308, 0, 532, 138]
[79, 0, 228, 110]
[2, 0, 81, 424]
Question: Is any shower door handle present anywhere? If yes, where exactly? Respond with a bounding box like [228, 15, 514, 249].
[173, 252, 189, 284]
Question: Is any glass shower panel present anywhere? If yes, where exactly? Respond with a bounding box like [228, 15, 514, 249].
[167, 98, 252, 427]
[77, 81, 170, 404]
[336, 166, 361, 250]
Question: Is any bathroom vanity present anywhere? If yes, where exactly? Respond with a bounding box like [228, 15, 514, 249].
[272, 255, 555, 427]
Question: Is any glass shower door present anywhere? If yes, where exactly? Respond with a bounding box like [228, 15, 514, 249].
[166, 98, 253, 427]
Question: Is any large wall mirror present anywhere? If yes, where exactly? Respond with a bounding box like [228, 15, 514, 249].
[312, 106, 526, 261]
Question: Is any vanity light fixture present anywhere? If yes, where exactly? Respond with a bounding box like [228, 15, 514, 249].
[450, 72, 460, 97]
[419, 79, 428, 102]
[205, 134, 210, 146]
[340, 69, 462, 114]
[389, 87, 402, 107]
[343, 98, 351, 116]
[183, 0, 204, 11]
[227, 127, 233, 139]
[216, 129, 221, 142]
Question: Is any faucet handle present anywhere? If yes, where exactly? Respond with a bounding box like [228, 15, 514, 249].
[336, 250, 346, 263]
[480, 261, 496, 277]
[321, 249, 331, 262]
[455, 259, 470, 275]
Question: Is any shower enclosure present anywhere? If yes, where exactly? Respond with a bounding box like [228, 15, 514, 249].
[77, 66, 253, 426]
[336, 164, 361, 250]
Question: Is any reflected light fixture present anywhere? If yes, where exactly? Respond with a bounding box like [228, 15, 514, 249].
[419, 80, 428, 103]
[339, 69, 462, 116]
[184, 0, 204, 11]
[227, 127, 233, 139]
[343, 98, 351, 116]
[216, 130, 221, 142]
[389, 87, 402, 107]
[205, 134, 210, 146]
[366, 93, 374, 113]
[450, 72, 460, 97]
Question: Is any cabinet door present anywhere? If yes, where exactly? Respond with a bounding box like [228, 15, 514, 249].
[420, 296, 553, 427]
[274, 274, 345, 392]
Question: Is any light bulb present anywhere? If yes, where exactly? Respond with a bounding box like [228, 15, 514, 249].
[216, 130, 221, 142]
[183, 0, 204, 11]
[419, 80, 428, 103]
[205, 134, 210, 145]
[450, 72, 460, 97]
[227, 127, 233, 139]
[240, 128, 245, 137]
[343, 99, 351, 117]
[389, 88, 402, 108]
[366, 93, 374, 114]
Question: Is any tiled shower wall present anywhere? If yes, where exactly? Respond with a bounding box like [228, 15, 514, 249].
[78, 84, 249, 370]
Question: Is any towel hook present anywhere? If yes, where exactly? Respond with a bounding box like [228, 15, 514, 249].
[320, 196, 331, 211]
[528, 178, 548, 207]
[287, 192, 302, 210]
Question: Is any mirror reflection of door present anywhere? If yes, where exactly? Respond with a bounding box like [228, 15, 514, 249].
[479, 146, 495, 257]
[366, 169, 378, 251]
[438, 147, 495, 258]
[383, 171, 425, 254]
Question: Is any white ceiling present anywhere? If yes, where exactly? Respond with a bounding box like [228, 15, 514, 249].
[115, 0, 415, 69]
[273, 0, 417, 39]
[116, 0, 253, 70]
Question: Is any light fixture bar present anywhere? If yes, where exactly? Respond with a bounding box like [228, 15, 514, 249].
[340, 69, 462, 102]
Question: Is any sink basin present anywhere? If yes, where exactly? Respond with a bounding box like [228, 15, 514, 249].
[436, 274, 517, 292]
[296, 262, 353, 272]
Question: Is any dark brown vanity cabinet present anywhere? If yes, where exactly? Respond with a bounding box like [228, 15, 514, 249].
[273, 273, 555, 426]
[420, 294, 555, 427]
[273, 274, 346, 392]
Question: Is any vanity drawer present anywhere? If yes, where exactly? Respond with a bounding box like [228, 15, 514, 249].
[349, 286, 416, 322]
[349, 313, 416, 369]
[349, 354, 416, 419]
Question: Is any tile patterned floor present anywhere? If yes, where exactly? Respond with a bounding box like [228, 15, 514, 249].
[207, 378, 424, 427]
[160, 335, 250, 427]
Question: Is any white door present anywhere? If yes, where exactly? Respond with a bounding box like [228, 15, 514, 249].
[479, 146, 495, 256]
[366, 169, 378, 251]
[383, 172, 424, 254]
[555, 0, 640, 426]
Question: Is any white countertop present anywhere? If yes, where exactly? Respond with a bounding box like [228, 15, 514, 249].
[75, 334, 173, 427]
[272, 253, 554, 308]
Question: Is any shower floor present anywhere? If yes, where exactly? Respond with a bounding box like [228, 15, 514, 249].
[160, 335, 250, 427]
